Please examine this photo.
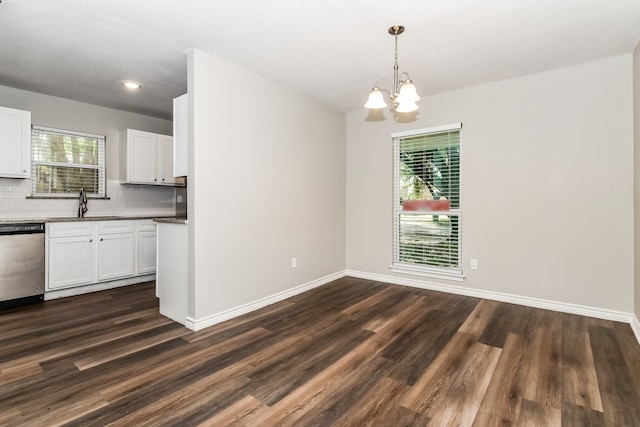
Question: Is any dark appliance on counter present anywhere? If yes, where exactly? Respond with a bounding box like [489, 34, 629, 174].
[0, 222, 45, 309]
[176, 178, 187, 219]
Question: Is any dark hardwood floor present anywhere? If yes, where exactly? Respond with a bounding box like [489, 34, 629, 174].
[1, 277, 639, 426]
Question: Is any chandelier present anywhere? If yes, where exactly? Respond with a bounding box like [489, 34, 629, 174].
[364, 25, 420, 113]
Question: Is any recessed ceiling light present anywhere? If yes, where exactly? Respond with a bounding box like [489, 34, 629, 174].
[121, 80, 143, 90]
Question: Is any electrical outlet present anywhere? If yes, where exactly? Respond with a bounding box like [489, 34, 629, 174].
[113, 194, 123, 202]
[177, 195, 183, 203]
[291, 257, 297, 269]
[470, 259, 478, 270]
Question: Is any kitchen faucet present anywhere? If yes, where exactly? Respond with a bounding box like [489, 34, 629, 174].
[78, 188, 88, 218]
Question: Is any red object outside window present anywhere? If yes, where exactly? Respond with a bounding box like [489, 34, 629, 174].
[402, 199, 450, 211]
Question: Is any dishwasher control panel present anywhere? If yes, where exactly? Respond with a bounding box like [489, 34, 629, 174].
[0, 223, 45, 235]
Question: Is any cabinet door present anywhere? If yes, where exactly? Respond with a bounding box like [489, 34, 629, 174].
[98, 233, 135, 281]
[0, 106, 31, 178]
[127, 130, 158, 184]
[138, 231, 157, 274]
[48, 236, 95, 289]
[158, 135, 176, 185]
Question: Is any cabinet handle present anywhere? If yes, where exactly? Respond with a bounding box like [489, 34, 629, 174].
[89, 239, 93, 243]
[100, 238, 104, 241]
[23, 169, 26, 173]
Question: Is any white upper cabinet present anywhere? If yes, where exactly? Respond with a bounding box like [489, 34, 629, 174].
[0, 106, 31, 178]
[121, 129, 180, 186]
[124, 129, 158, 184]
[159, 134, 176, 185]
[173, 93, 188, 177]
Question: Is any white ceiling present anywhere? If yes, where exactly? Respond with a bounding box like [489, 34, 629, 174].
[1, 0, 639, 121]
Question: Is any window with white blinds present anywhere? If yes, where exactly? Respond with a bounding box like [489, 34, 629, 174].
[392, 123, 463, 280]
[31, 126, 106, 197]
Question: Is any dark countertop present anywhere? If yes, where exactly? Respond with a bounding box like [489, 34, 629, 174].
[0, 215, 182, 224]
[154, 217, 188, 225]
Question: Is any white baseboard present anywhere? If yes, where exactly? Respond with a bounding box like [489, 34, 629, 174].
[346, 269, 636, 325]
[183, 267, 640, 347]
[186, 270, 347, 331]
[631, 315, 640, 344]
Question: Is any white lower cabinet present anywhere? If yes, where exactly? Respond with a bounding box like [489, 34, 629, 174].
[47, 220, 156, 292]
[98, 234, 135, 281]
[137, 220, 157, 275]
[48, 235, 95, 289]
[97, 221, 135, 281]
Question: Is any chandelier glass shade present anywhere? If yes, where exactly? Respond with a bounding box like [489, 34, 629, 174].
[364, 87, 387, 109]
[365, 25, 420, 113]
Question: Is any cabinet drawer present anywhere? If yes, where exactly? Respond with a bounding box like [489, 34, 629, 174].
[47, 222, 94, 238]
[137, 220, 157, 232]
[98, 221, 134, 235]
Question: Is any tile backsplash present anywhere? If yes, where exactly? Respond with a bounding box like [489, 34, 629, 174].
[0, 178, 176, 219]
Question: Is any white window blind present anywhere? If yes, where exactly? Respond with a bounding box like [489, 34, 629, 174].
[392, 123, 462, 279]
[31, 126, 106, 197]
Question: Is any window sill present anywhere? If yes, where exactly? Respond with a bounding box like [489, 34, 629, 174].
[27, 195, 110, 200]
[390, 263, 465, 282]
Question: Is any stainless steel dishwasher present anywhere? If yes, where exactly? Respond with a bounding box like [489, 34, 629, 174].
[0, 222, 45, 309]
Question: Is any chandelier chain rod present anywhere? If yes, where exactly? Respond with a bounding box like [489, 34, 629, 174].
[393, 33, 400, 99]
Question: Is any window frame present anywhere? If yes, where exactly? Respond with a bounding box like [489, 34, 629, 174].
[390, 123, 464, 281]
[30, 125, 106, 198]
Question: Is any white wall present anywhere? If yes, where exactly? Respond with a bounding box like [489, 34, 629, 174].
[347, 55, 634, 313]
[188, 50, 346, 320]
[634, 42, 640, 319]
[0, 85, 176, 218]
